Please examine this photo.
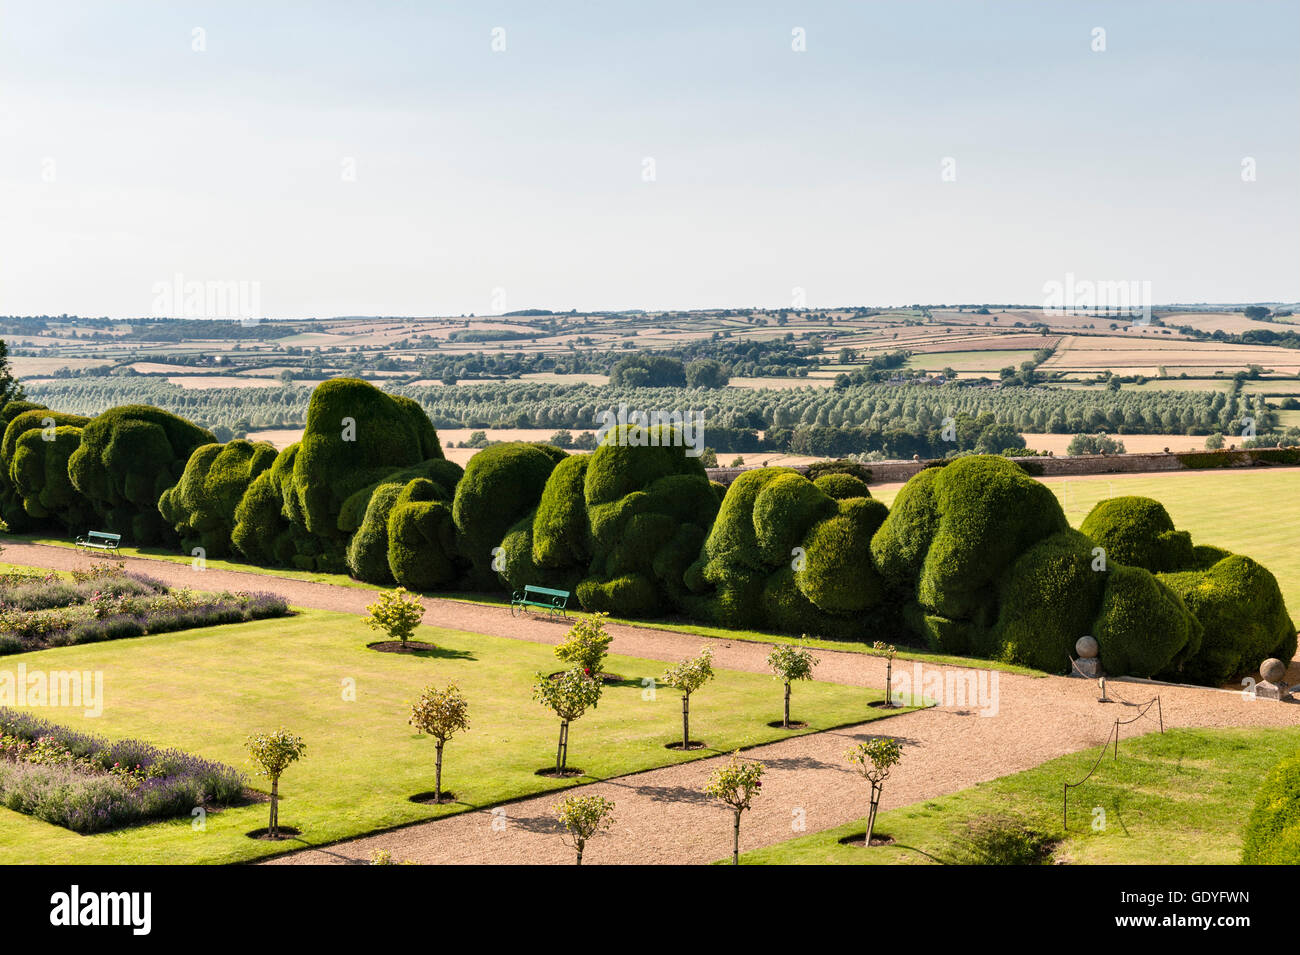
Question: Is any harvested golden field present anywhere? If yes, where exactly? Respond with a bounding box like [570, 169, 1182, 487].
[1041, 334, 1300, 376]
[1018, 433, 1211, 455]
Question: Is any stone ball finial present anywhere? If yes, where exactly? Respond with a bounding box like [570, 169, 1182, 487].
[1261, 658, 1286, 684]
[1076, 635, 1099, 660]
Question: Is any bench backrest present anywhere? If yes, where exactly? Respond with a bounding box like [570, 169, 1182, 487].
[87, 531, 121, 543]
[523, 585, 569, 599]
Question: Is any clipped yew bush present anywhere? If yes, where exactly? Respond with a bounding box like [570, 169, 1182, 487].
[230, 443, 322, 568]
[453, 442, 564, 587]
[1091, 564, 1200, 678]
[990, 529, 1106, 671]
[813, 472, 872, 500]
[0, 400, 47, 530]
[342, 458, 464, 584]
[1160, 555, 1296, 685]
[1241, 751, 1300, 864]
[387, 478, 461, 591]
[289, 379, 443, 550]
[531, 453, 591, 570]
[796, 497, 889, 614]
[1080, 496, 1194, 572]
[872, 456, 1068, 634]
[66, 404, 215, 544]
[157, 440, 277, 557]
[3, 410, 91, 531]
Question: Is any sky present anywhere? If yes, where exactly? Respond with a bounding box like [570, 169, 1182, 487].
[1, 0, 1296, 319]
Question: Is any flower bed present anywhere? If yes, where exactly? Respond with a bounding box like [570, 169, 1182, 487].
[0, 563, 291, 654]
[0, 708, 245, 833]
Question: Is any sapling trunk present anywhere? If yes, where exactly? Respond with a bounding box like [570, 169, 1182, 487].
[681, 693, 690, 748]
[269, 776, 279, 838]
[783, 682, 791, 728]
[732, 809, 741, 864]
[435, 741, 444, 803]
[556, 719, 569, 773]
[865, 782, 882, 845]
[575, 840, 584, 866]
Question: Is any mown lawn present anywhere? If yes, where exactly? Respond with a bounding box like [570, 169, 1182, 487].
[736, 726, 1299, 865]
[0, 609, 912, 864]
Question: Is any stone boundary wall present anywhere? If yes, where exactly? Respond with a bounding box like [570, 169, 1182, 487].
[706, 447, 1300, 487]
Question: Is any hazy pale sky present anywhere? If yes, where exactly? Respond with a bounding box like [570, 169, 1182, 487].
[1, 0, 1296, 318]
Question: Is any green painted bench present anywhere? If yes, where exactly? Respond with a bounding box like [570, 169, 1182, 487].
[511, 585, 570, 618]
[75, 530, 121, 556]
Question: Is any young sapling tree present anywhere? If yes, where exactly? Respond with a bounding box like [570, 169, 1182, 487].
[366, 586, 426, 648]
[554, 793, 616, 865]
[533, 667, 603, 774]
[845, 737, 903, 846]
[662, 647, 715, 749]
[767, 641, 819, 727]
[554, 612, 613, 679]
[703, 751, 765, 864]
[246, 729, 307, 839]
[408, 682, 470, 803]
[873, 641, 898, 707]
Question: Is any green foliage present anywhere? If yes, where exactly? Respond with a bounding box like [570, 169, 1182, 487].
[365, 587, 426, 645]
[554, 613, 613, 675]
[1080, 496, 1194, 572]
[554, 793, 616, 861]
[345, 483, 403, 584]
[533, 667, 603, 722]
[387, 482, 460, 591]
[1067, 433, 1126, 455]
[990, 530, 1106, 672]
[797, 497, 888, 614]
[845, 737, 903, 783]
[813, 472, 872, 500]
[453, 442, 562, 587]
[531, 453, 590, 569]
[2, 410, 91, 531]
[662, 647, 715, 697]
[875, 457, 1068, 643]
[231, 444, 301, 566]
[949, 815, 1056, 865]
[1092, 565, 1199, 678]
[767, 643, 818, 683]
[703, 751, 764, 811]
[408, 683, 470, 743]
[752, 472, 837, 566]
[66, 404, 216, 544]
[290, 378, 443, 547]
[246, 729, 307, 781]
[1241, 751, 1300, 864]
[157, 440, 277, 557]
[1160, 555, 1296, 685]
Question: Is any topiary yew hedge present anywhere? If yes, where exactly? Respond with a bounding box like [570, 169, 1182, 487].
[67, 404, 216, 544]
[1242, 751, 1300, 864]
[6, 379, 1292, 687]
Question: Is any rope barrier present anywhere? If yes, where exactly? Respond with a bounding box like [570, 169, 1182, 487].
[1062, 695, 1162, 830]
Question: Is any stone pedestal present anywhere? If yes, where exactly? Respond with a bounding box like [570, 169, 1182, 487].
[1254, 681, 1292, 701]
[1072, 657, 1102, 679]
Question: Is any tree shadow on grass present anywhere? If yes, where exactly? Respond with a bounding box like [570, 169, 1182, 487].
[367, 642, 476, 661]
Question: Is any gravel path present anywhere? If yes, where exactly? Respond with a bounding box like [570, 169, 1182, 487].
[5, 541, 1297, 865]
